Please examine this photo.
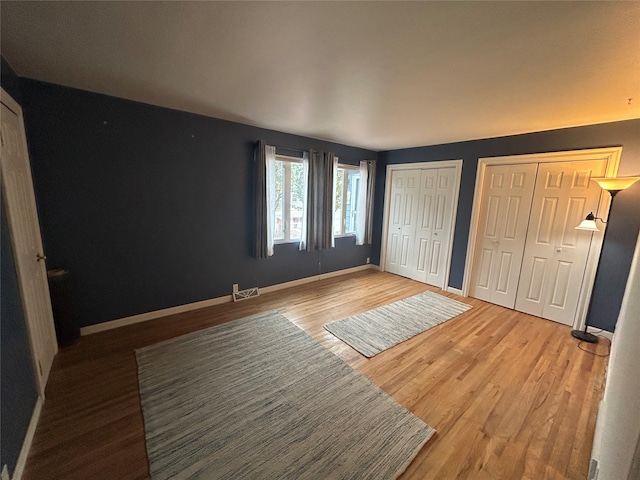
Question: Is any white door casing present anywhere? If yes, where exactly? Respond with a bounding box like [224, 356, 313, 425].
[1, 88, 57, 396]
[381, 160, 462, 291]
[463, 148, 622, 331]
[515, 160, 607, 325]
[468, 163, 538, 308]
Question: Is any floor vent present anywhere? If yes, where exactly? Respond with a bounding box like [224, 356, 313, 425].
[233, 287, 260, 302]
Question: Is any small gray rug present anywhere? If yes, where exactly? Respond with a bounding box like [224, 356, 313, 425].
[325, 291, 471, 357]
[136, 311, 434, 479]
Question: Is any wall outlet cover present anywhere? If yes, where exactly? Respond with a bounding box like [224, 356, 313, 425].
[588, 458, 598, 480]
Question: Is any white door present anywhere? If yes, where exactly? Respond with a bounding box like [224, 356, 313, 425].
[413, 168, 455, 288]
[385, 169, 421, 278]
[469, 163, 538, 308]
[515, 160, 607, 325]
[1, 89, 57, 395]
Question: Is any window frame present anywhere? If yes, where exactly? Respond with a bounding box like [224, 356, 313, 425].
[334, 163, 360, 238]
[274, 154, 304, 244]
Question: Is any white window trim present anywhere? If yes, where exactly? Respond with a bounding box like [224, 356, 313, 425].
[334, 163, 360, 238]
[274, 154, 304, 244]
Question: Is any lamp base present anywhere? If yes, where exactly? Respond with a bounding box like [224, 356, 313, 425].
[571, 329, 599, 344]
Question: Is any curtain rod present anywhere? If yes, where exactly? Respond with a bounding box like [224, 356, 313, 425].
[270, 144, 376, 163]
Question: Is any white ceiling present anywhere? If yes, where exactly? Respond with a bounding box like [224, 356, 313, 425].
[2, 1, 639, 151]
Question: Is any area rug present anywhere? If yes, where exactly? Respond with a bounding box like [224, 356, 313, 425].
[136, 311, 434, 479]
[324, 290, 471, 357]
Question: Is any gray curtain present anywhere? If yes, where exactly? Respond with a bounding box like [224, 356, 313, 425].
[303, 150, 336, 251]
[364, 160, 376, 244]
[356, 160, 376, 245]
[254, 140, 268, 259]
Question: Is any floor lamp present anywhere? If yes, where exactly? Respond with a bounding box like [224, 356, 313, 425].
[573, 176, 640, 343]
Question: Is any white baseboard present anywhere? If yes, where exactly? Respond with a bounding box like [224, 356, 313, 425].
[261, 264, 373, 294]
[446, 286, 464, 296]
[12, 395, 43, 480]
[446, 289, 614, 341]
[81, 294, 233, 335]
[587, 326, 613, 341]
[81, 264, 375, 336]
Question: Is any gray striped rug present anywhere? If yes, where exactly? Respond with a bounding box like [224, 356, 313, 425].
[136, 311, 434, 479]
[325, 291, 471, 357]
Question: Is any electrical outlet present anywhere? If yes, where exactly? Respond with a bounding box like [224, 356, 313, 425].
[232, 283, 238, 293]
[2, 464, 10, 480]
[366, 257, 370, 264]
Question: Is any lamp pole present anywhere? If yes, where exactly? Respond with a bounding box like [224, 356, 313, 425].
[571, 189, 618, 343]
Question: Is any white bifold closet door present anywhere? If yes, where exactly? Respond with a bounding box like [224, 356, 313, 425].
[515, 160, 606, 325]
[385, 167, 455, 288]
[385, 169, 421, 279]
[469, 163, 538, 308]
[470, 160, 606, 326]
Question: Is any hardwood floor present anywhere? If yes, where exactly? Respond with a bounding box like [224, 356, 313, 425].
[23, 270, 609, 480]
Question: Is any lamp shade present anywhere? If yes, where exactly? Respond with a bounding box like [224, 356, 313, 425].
[575, 212, 599, 232]
[591, 177, 640, 193]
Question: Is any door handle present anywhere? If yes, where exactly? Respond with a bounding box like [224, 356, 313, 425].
[36, 253, 47, 262]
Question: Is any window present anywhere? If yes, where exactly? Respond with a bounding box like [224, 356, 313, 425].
[273, 155, 305, 242]
[333, 165, 360, 236]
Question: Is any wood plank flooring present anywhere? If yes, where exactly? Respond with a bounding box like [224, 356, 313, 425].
[22, 270, 609, 480]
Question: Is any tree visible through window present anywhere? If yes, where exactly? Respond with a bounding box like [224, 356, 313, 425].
[334, 165, 360, 236]
[274, 156, 305, 242]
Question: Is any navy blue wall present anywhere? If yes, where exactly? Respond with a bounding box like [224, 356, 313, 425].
[20, 79, 377, 327]
[12, 70, 639, 334]
[1, 56, 22, 104]
[1, 57, 39, 478]
[377, 119, 640, 332]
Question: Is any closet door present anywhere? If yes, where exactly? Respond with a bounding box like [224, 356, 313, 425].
[469, 164, 538, 308]
[385, 169, 421, 277]
[515, 160, 606, 325]
[413, 168, 455, 288]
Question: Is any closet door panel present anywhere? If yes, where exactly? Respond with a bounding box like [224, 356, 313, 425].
[515, 160, 607, 324]
[412, 169, 438, 281]
[425, 168, 455, 288]
[384, 173, 407, 274]
[385, 166, 456, 288]
[385, 170, 420, 277]
[469, 164, 538, 307]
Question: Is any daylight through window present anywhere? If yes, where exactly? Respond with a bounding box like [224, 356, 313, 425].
[333, 165, 360, 236]
[274, 156, 305, 242]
